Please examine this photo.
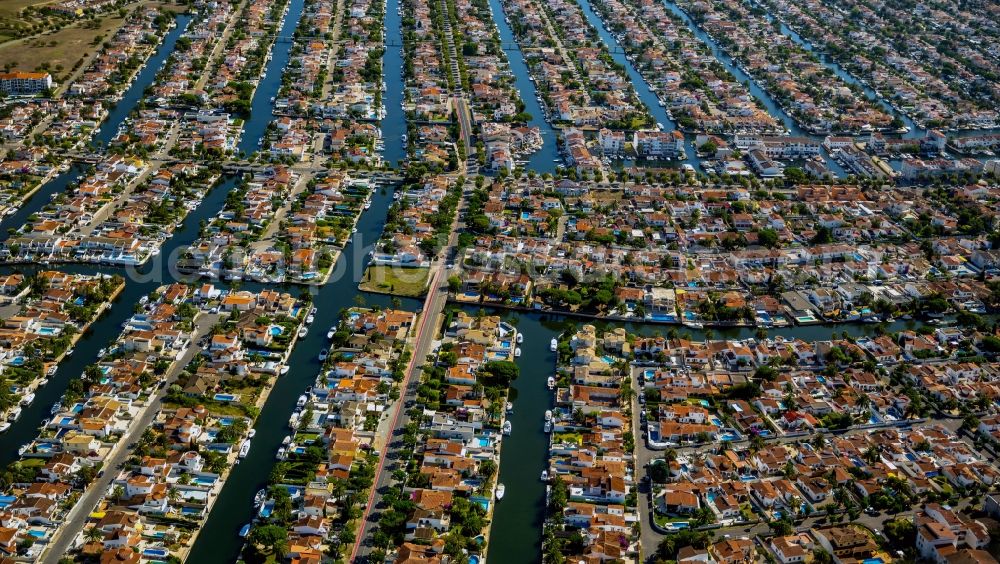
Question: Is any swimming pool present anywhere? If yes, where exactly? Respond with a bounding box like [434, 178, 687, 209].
[143, 548, 169, 558]
[37, 327, 59, 336]
[213, 393, 239, 402]
[269, 326, 283, 336]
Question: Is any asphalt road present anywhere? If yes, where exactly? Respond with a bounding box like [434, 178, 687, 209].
[42, 311, 221, 563]
[350, 176, 468, 562]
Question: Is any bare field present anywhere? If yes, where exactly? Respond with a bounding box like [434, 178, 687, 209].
[0, 1, 183, 83]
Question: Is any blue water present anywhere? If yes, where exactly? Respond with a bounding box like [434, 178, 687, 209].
[575, 0, 673, 133]
[486, 0, 560, 171]
[659, 0, 846, 175]
[94, 15, 193, 146]
[237, 0, 307, 155]
[381, 0, 406, 165]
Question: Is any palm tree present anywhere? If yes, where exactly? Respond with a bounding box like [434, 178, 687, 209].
[84, 526, 104, 543]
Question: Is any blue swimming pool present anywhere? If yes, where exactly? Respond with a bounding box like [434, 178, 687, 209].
[213, 393, 238, 402]
[269, 326, 283, 336]
[143, 548, 169, 558]
[37, 327, 58, 336]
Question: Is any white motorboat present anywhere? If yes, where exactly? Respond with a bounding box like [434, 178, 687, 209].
[288, 413, 299, 429]
[238, 440, 251, 459]
[549, 338, 557, 352]
[327, 327, 336, 340]
[18, 444, 30, 456]
[275, 447, 286, 461]
[253, 489, 266, 507]
[296, 395, 308, 408]
[305, 313, 315, 325]
[544, 410, 552, 422]
[514, 347, 521, 357]
[544, 421, 552, 433]
[505, 402, 513, 413]
[280, 366, 290, 375]
[8, 407, 21, 422]
[282, 435, 292, 445]
[516, 332, 523, 343]
[21, 392, 35, 406]
[540, 470, 549, 482]
[547, 376, 555, 390]
[248, 428, 256, 439]
[495, 483, 505, 500]
[319, 349, 328, 361]
[297, 326, 308, 338]
[98, 348, 107, 357]
[0, 422, 9, 433]
[502, 420, 512, 435]
[50, 403, 61, 415]
[65, 348, 74, 356]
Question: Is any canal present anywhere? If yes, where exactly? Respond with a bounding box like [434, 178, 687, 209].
[656, 0, 848, 176]
[237, 0, 307, 156]
[570, 0, 712, 173]
[93, 14, 194, 148]
[486, 0, 561, 172]
[185, 180, 424, 562]
[0, 172, 237, 466]
[382, 0, 407, 166]
[0, 13, 193, 238]
[477, 303, 974, 563]
[486, 311, 557, 564]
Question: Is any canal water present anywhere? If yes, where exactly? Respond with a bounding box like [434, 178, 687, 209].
[486, 0, 560, 172]
[185, 180, 423, 562]
[0, 14, 193, 239]
[656, 0, 847, 176]
[486, 311, 557, 564]
[382, 0, 407, 166]
[237, 0, 307, 156]
[0, 173, 237, 467]
[478, 304, 967, 563]
[93, 14, 194, 148]
[573, 0, 676, 135]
